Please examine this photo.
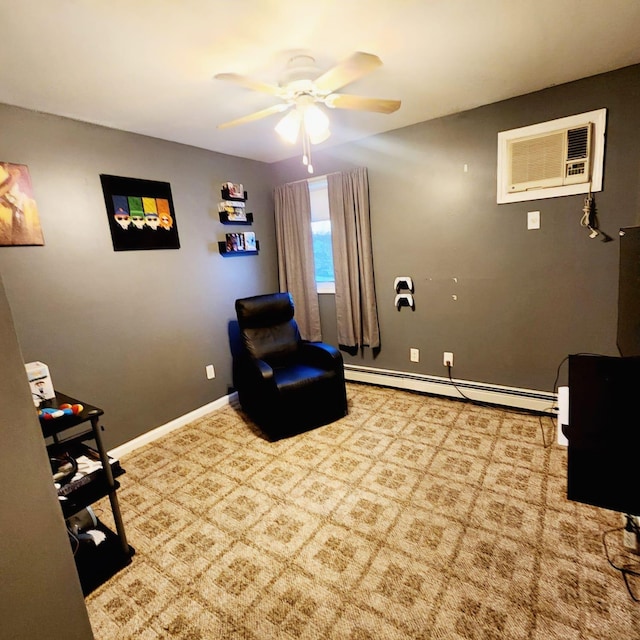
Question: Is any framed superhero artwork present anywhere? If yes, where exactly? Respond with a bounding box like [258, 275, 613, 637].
[100, 174, 180, 251]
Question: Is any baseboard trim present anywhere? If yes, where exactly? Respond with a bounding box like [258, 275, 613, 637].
[344, 364, 556, 414]
[109, 392, 238, 459]
[110, 369, 555, 459]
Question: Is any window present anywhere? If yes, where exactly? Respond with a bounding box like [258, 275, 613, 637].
[309, 177, 335, 294]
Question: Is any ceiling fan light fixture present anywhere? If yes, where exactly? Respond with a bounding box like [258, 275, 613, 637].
[308, 128, 330, 145]
[274, 109, 301, 144]
[275, 103, 330, 170]
[303, 104, 330, 140]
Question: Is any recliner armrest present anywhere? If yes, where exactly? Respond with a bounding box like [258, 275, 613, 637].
[253, 357, 275, 381]
[237, 354, 275, 383]
[299, 341, 343, 370]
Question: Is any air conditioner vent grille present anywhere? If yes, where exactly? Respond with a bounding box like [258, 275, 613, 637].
[567, 125, 590, 160]
[510, 132, 564, 185]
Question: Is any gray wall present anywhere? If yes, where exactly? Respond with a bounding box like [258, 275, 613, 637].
[0, 275, 94, 639]
[2, 63, 640, 455]
[0, 104, 279, 449]
[270, 64, 640, 393]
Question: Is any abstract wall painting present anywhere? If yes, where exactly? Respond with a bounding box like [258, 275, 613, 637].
[0, 162, 44, 246]
[100, 174, 180, 251]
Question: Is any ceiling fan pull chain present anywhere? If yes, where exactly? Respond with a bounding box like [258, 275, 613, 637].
[303, 131, 314, 174]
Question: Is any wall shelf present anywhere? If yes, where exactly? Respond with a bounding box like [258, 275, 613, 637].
[221, 187, 247, 202]
[219, 211, 253, 225]
[218, 240, 260, 256]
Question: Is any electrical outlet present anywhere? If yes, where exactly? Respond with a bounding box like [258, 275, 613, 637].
[443, 352, 454, 367]
[410, 348, 420, 362]
[206, 364, 215, 379]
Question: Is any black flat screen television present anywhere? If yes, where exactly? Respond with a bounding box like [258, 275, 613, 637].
[567, 354, 640, 516]
[618, 226, 640, 359]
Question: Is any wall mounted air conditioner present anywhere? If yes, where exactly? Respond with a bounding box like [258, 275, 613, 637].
[497, 108, 606, 204]
[508, 123, 592, 192]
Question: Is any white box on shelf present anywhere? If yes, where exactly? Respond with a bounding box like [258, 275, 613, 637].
[25, 361, 55, 406]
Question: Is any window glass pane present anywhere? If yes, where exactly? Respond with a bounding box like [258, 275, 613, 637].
[311, 219, 334, 284]
[309, 178, 335, 292]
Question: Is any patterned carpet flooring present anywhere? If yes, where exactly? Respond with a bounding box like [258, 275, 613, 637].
[85, 383, 640, 639]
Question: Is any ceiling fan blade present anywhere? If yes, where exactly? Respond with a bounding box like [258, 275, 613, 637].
[325, 93, 401, 114]
[214, 72, 282, 96]
[217, 103, 291, 129]
[314, 52, 383, 93]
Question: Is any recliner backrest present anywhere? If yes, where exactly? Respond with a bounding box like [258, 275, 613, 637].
[235, 293, 301, 365]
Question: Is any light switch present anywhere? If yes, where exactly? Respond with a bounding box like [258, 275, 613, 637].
[527, 211, 540, 230]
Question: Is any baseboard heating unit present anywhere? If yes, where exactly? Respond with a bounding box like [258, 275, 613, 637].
[344, 364, 556, 414]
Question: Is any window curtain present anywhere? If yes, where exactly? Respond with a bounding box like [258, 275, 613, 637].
[327, 167, 380, 349]
[274, 181, 322, 341]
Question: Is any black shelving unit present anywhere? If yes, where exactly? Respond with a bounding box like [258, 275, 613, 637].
[218, 184, 259, 255]
[40, 392, 133, 595]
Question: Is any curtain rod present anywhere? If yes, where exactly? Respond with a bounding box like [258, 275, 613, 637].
[281, 172, 340, 187]
[278, 167, 365, 188]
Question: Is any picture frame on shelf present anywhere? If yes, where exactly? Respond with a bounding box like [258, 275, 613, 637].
[225, 232, 243, 252]
[221, 181, 247, 202]
[222, 182, 244, 199]
[243, 231, 256, 251]
[218, 200, 247, 222]
[219, 231, 259, 255]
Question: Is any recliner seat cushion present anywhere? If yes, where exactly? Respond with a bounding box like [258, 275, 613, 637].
[272, 363, 336, 393]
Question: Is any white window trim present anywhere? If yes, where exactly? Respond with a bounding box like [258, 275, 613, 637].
[317, 281, 336, 294]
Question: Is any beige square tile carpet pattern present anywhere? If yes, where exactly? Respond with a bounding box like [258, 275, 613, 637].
[85, 383, 640, 639]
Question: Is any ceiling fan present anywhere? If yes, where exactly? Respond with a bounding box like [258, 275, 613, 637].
[214, 51, 401, 172]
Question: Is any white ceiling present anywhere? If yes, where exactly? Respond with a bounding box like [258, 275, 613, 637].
[2, 0, 640, 164]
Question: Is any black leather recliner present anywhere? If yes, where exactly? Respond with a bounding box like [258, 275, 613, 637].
[233, 292, 348, 440]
